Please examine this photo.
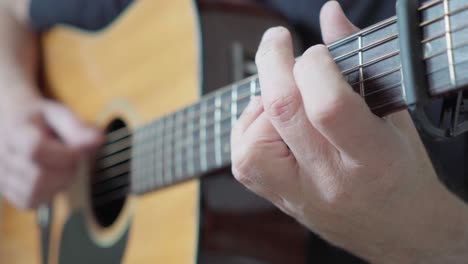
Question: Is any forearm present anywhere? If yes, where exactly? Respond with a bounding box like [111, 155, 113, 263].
[0, 0, 39, 107]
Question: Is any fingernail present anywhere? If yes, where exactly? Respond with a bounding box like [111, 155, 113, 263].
[262, 26, 288, 43]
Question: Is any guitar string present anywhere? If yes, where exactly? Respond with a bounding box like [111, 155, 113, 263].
[98, 74, 405, 162]
[102, 5, 468, 147]
[93, 25, 468, 193]
[89, 1, 466, 201]
[91, 53, 468, 202]
[98, 68, 403, 160]
[98, 33, 467, 162]
[102, 31, 402, 146]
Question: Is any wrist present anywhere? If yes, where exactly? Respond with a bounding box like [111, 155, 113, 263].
[378, 184, 468, 264]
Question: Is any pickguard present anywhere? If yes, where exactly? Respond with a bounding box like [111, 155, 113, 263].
[53, 210, 130, 264]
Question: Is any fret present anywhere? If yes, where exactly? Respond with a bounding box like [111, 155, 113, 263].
[186, 105, 195, 176]
[358, 35, 365, 97]
[204, 96, 218, 170]
[130, 129, 142, 193]
[154, 119, 164, 189]
[231, 84, 239, 128]
[250, 78, 257, 97]
[163, 115, 174, 185]
[174, 110, 185, 179]
[191, 104, 202, 175]
[335, 18, 403, 115]
[139, 128, 151, 193]
[236, 85, 253, 118]
[146, 123, 155, 190]
[237, 82, 252, 101]
[424, 0, 468, 95]
[444, 0, 457, 86]
[214, 93, 222, 167]
[221, 113, 232, 165]
[199, 100, 208, 172]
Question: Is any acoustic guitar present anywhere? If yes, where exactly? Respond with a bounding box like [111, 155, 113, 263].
[2, 0, 468, 263]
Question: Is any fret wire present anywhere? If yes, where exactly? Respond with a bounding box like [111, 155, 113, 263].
[214, 93, 222, 167]
[231, 84, 239, 128]
[358, 34, 365, 97]
[174, 111, 184, 179]
[155, 121, 164, 188]
[444, 0, 457, 86]
[250, 78, 257, 98]
[146, 124, 154, 190]
[200, 100, 208, 172]
[164, 115, 174, 184]
[141, 128, 150, 192]
[187, 106, 195, 175]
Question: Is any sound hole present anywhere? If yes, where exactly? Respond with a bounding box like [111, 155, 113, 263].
[91, 119, 131, 228]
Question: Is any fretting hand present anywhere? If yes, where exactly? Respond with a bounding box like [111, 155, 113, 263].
[231, 2, 468, 263]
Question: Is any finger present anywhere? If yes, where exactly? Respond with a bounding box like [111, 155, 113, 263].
[0, 158, 35, 209]
[35, 136, 79, 170]
[231, 96, 264, 146]
[232, 111, 300, 203]
[255, 27, 328, 158]
[294, 45, 391, 160]
[320, 1, 360, 45]
[42, 100, 102, 149]
[30, 169, 73, 208]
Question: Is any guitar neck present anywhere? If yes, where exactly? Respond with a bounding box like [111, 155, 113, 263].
[128, 0, 468, 195]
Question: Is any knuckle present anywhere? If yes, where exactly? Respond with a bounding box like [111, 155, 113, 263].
[320, 183, 348, 211]
[309, 94, 348, 128]
[265, 93, 301, 123]
[231, 145, 258, 186]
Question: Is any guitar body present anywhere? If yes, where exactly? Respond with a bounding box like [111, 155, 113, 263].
[0, 1, 307, 263]
[1, 0, 200, 263]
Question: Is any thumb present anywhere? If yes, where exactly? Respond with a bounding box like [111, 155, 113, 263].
[42, 100, 102, 148]
[320, 1, 359, 44]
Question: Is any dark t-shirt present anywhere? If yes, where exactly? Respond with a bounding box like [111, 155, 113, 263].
[28, 0, 468, 263]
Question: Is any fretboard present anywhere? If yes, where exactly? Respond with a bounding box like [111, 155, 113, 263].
[127, 0, 468, 195]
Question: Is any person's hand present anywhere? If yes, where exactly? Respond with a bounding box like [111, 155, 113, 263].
[231, 1, 468, 262]
[0, 96, 101, 210]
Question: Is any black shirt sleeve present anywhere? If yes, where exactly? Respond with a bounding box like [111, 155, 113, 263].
[29, 0, 133, 32]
